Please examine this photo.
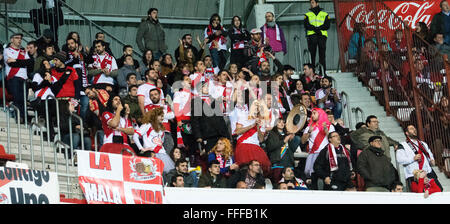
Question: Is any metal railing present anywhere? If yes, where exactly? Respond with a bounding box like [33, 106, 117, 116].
[352, 107, 365, 124]
[340, 91, 352, 129]
[303, 49, 312, 65]
[6, 102, 20, 155]
[29, 121, 45, 170]
[333, 0, 450, 177]
[68, 112, 84, 151]
[45, 95, 60, 144]
[293, 35, 304, 73]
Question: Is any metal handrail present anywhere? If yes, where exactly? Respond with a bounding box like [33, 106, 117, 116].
[316, 63, 325, 77]
[45, 95, 60, 144]
[55, 140, 73, 198]
[58, 0, 142, 58]
[303, 49, 312, 65]
[7, 102, 20, 156]
[293, 35, 304, 73]
[29, 121, 45, 170]
[340, 91, 352, 130]
[0, 10, 36, 43]
[68, 112, 85, 152]
[23, 80, 28, 129]
[352, 107, 365, 123]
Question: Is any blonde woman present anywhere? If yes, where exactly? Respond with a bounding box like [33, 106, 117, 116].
[208, 138, 239, 177]
[133, 107, 175, 173]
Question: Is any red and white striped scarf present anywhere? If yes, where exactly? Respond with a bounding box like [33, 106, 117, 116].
[207, 25, 227, 50]
[328, 144, 352, 172]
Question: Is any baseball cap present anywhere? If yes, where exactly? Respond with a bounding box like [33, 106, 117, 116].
[250, 28, 262, 34]
[53, 51, 67, 62]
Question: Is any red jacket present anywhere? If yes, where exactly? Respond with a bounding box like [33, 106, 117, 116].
[51, 66, 78, 98]
[410, 178, 441, 195]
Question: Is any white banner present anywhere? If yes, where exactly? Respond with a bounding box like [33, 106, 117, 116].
[77, 150, 165, 204]
[0, 167, 60, 204]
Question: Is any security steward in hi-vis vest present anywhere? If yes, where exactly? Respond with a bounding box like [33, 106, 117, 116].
[304, 0, 330, 73]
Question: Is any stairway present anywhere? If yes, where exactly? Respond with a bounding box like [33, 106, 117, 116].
[0, 108, 83, 199]
[328, 72, 450, 192]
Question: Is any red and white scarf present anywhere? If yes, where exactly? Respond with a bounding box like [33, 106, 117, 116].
[263, 23, 281, 43]
[232, 28, 245, 50]
[407, 136, 431, 170]
[328, 144, 352, 172]
[176, 126, 185, 148]
[92, 52, 114, 84]
[207, 25, 227, 50]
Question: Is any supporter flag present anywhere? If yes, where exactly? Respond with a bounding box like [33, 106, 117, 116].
[77, 150, 165, 204]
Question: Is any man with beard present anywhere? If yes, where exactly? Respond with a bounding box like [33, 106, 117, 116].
[65, 37, 89, 118]
[137, 68, 165, 115]
[136, 8, 167, 60]
[396, 125, 443, 191]
[301, 108, 335, 189]
[261, 11, 287, 71]
[315, 76, 342, 119]
[144, 88, 175, 154]
[100, 95, 134, 146]
[87, 40, 118, 92]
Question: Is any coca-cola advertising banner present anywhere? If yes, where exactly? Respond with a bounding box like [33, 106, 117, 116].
[337, 1, 441, 50]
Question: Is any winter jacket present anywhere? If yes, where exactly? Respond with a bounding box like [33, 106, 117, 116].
[350, 126, 399, 160]
[264, 129, 297, 168]
[357, 146, 397, 189]
[136, 18, 167, 53]
[314, 144, 353, 185]
[198, 172, 227, 188]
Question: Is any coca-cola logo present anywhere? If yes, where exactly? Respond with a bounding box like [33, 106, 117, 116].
[392, 2, 435, 29]
[345, 1, 438, 32]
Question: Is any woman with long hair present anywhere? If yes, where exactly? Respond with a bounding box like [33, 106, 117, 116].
[139, 49, 154, 79]
[133, 107, 175, 173]
[205, 13, 228, 70]
[229, 16, 251, 68]
[208, 138, 239, 177]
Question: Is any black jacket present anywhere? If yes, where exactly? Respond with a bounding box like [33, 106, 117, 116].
[357, 146, 397, 189]
[198, 172, 227, 188]
[314, 144, 353, 184]
[190, 96, 230, 140]
[264, 129, 296, 168]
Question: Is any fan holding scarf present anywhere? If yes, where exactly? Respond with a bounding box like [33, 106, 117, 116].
[204, 13, 228, 70]
[314, 131, 356, 191]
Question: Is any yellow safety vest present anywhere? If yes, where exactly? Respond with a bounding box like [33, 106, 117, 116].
[305, 11, 328, 37]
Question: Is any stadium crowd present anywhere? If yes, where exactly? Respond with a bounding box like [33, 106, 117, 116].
[0, 0, 446, 196]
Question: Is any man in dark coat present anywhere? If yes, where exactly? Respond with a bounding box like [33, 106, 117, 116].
[314, 131, 355, 191]
[357, 136, 398, 192]
[198, 160, 227, 188]
[136, 8, 167, 60]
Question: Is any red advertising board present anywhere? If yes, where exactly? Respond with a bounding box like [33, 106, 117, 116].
[336, 1, 441, 51]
